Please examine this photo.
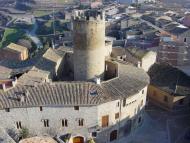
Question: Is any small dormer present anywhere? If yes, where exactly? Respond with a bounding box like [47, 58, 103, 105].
[94, 77, 101, 85]
[15, 90, 29, 103]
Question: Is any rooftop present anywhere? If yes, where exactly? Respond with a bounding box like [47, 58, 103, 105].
[0, 62, 149, 109]
[0, 66, 12, 79]
[148, 63, 190, 96]
[6, 43, 28, 53]
[17, 48, 66, 86]
[126, 47, 150, 59]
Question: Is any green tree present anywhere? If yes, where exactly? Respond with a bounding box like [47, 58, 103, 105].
[88, 138, 96, 143]
[20, 127, 29, 139]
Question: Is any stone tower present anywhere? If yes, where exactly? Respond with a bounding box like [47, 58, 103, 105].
[73, 10, 105, 81]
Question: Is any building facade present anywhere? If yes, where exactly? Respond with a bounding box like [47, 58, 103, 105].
[0, 86, 147, 142]
[0, 43, 28, 61]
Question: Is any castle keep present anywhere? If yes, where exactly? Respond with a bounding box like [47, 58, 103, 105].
[0, 10, 150, 143]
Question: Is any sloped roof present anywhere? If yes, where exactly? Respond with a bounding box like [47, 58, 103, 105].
[7, 43, 28, 53]
[0, 62, 149, 109]
[126, 47, 149, 59]
[0, 66, 12, 79]
[148, 63, 190, 96]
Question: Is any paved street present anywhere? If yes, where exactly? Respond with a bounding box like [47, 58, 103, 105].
[118, 103, 190, 143]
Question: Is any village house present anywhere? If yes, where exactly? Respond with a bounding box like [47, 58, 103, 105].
[0, 43, 28, 61]
[148, 63, 190, 111]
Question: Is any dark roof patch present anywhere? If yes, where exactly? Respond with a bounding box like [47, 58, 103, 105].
[148, 63, 190, 96]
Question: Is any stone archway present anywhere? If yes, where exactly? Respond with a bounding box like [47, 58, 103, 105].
[73, 136, 84, 143]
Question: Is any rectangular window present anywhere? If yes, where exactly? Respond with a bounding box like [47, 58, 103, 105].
[92, 132, 97, 137]
[16, 121, 22, 129]
[123, 98, 126, 107]
[142, 90, 144, 94]
[40, 106, 43, 111]
[115, 113, 119, 119]
[5, 108, 10, 112]
[43, 119, 49, 127]
[116, 101, 120, 107]
[74, 106, 79, 111]
[62, 119, 68, 127]
[78, 119, 84, 126]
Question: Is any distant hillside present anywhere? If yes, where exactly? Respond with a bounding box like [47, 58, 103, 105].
[15, 0, 77, 9]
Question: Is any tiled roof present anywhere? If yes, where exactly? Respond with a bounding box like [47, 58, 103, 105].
[148, 63, 190, 96]
[0, 82, 110, 109]
[0, 66, 12, 79]
[126, 47, 149, 59]
[0, 63, 149, 109]
[102, 63, 149, 98]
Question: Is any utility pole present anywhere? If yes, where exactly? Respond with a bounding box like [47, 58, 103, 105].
[52, 3, 56, 49]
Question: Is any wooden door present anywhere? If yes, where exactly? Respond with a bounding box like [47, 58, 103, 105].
[73, 136, 84, 143]
[102, 115, 109, 127]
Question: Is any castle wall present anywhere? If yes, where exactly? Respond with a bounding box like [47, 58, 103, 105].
[96, 86, 147, 142]
[0, 106, 98, 137]
[0, 86, 148, 142]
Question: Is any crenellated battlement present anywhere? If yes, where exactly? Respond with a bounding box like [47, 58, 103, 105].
[73, 9, 105, 21]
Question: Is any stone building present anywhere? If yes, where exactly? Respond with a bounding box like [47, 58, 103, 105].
[157, 41, 190, 66]
[148, 63, 190, 111]
[0, 10, 151, 143]
[0, 43, 28, 61]
[111, 47, 157, 72]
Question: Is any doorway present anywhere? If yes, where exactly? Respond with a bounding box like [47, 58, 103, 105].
[73, 136, 84, 143]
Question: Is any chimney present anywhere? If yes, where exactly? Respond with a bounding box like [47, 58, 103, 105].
[94, 77, 101, 85]
[20, 96, 25, 103]
[1, 83, 6, 91]
[12, 77, 18, 87]
[18, 90, 29, 103]
[137, 61, 141, 68]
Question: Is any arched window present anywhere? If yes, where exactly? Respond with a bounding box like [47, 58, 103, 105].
[110, 130, 118, 142]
